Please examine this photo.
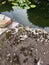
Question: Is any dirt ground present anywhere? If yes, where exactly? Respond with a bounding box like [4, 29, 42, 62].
[0, 26, 49, 65]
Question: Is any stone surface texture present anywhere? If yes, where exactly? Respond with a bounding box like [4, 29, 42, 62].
[0, 14, 12, 28]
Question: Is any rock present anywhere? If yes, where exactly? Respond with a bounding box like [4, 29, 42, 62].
[34, 29, 44, 35]
[33, 29, 39, 36]
[44, 31, 48, 35]
[20, 35, 28, 41]
[11, 28, 18, 34]
[25, 26, 33, 32]
[7, 53, 11, 57]
[9, 22, 19, 28]
[37, 58, 41, 65]
[0, 14, 12, 28]
[0, 20, 12, 28]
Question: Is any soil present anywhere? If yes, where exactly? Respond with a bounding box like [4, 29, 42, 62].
[0, 27, 49, 65]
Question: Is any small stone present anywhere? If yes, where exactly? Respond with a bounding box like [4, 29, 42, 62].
[9, 22, 19, 28]
[30, 48, 34, 51]
[40, 35, 43, 39]
[10, 60, 12, 63]
[11, 28, 18, 34]
[37, 39, 40, 41]
[45, 39, 48, 43]
[25, 26, 33, 32]
[20, 35, 28, 41]
[6, 30, 11, 33]
[29, 51, 31, 54]
[34, 29, 44, 35]
[35, 49, 38, 52]
[7, 53, 11, 57]
[33, 29, 39, 36]
[37, 58, 41, 65]
[43, 52, 46, 55]
[44, 31, 48, 35]
[40, 39, 44, 42]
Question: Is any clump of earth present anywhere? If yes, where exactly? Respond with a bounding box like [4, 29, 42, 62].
[0, 24, 49, 65]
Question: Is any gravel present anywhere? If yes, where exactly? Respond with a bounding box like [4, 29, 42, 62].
[0, 23, 49, 65]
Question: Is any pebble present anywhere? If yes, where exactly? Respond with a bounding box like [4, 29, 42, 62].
[20, 35, 28, 41]
[40, 39, 44, 42]
[30, 48, 34, 51]
[33, 29, 39, 35]
[35, 49, 38, 52]
[44, 31, 48, 35]
[7, 53, 11, 57]
[37, 58, 41, 65]
[11, 28, 18, 34]
[25, 26, 33, 32]
[37, 39, 40, 42]
[10, 22, 19, 28]
[40, 35, 43, 39]
[10, 60, 12, 63]
[34, 29, 44, 34]
[6, 29, 11, 33]
[43, 52, 46, 55]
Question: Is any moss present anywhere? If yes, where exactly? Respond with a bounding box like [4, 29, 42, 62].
[0, 43, 3, 48]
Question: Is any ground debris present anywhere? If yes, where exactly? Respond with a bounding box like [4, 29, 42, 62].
[0, 24, 49, 65]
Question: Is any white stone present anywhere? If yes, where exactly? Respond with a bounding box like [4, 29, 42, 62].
[9, 22, 19, 28]
[33, 29, 39, 35]
[25, 26, 33, 32]
[11, 28, 18, 34]
[20, 35, 28, 40]
[43, 52, 46, 55]
[34, 29, 44, 34]
[44, 30, 48, 34]
[7, 53, 11, 57]
[37, 58, 41, 65]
